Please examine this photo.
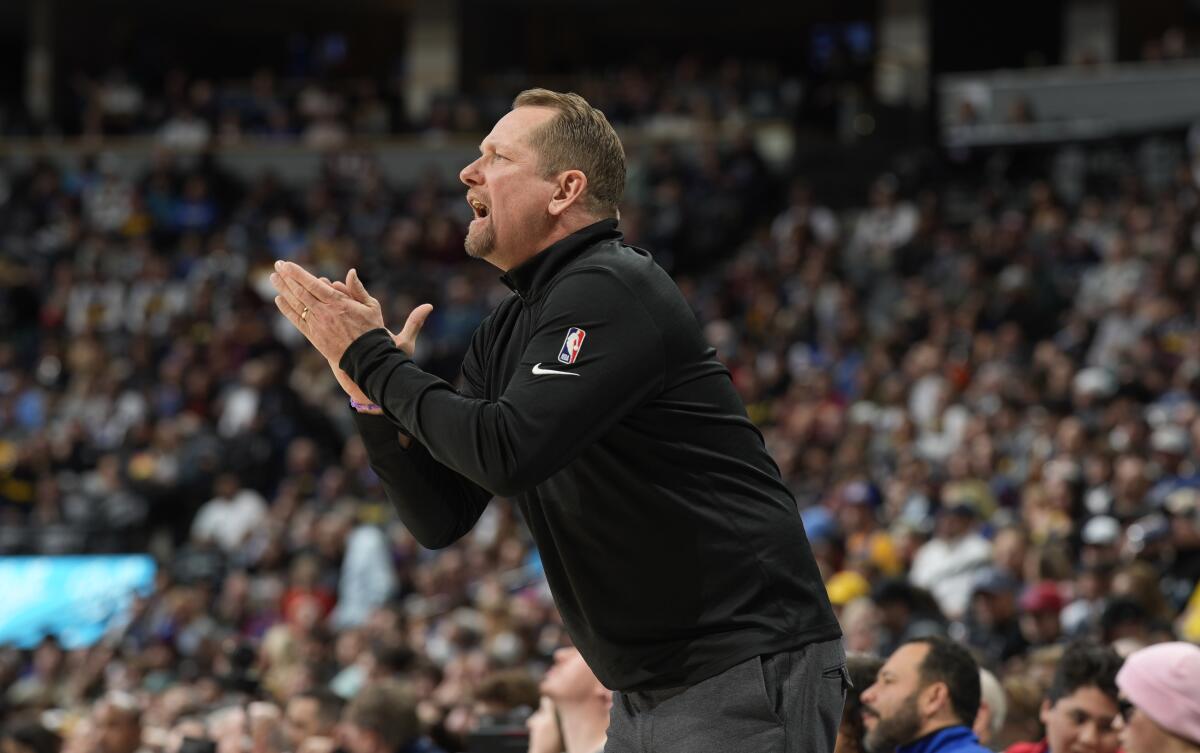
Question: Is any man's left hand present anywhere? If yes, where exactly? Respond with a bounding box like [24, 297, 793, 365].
[270, 260, 386, 363]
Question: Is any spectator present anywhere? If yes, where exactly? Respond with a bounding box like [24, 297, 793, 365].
[283, 690, 342, 753]
[190, 473, 269, 556]
[974, 669, 1006, 748]
[837, 654, 885, 753]
[537, 649, 608, 753]
[1114, 642, 1200, 753]
[910, 502, 993, 621]
[1003, 641, 1122, 753]
[93, 692, 148, 753]
[964, 568, 1028, 667]
[860, 636, 989, 753]
[340, 680, 442, 753]
[871, 580, 949, 657]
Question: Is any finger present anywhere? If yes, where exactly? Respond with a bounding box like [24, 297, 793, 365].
[275, 260, 338, 303]
[397, 303, 434, 343]
[347, 268, 372, 303]
[270, 271, 308, 312]
[330, 281, 351, 296]
[274, 294, 306, 330]
[278, 270, 325, 310]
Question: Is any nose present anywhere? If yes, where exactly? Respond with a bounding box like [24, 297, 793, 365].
[1079, 721, 1098, 745]
[861, 683, 878, 706]
[459, 156, 483, 187]
[553, 647, 572, 663]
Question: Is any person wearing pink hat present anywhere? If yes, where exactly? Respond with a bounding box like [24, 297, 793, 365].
[1114, 641, 1200, 753]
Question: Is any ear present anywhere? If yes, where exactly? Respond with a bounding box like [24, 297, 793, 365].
[920, 681, 949, 719]
[547, 169, 588, 217]
[1039, 699, 1053, 727]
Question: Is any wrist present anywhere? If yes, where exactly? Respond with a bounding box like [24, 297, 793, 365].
[350, 398, 382, 414]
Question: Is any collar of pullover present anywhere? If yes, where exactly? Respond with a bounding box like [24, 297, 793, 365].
[500, 218, 621, 301]
[897, 726, 980, 753]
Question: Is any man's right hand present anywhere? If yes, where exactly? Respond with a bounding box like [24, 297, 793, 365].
[325, 269, 434, 412]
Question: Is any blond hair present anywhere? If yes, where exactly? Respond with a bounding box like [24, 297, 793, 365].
[512, 88, 626, 217]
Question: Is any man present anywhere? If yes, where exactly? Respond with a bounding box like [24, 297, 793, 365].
[538, 647, 611, 753]
[271, 89, 843, 751]
[973, 669, 1006, 748]
[283, 689, 343, 753]
[909, 500, 992, 621]
[1016, 583, 1065, 648]
[1114, 642, 1200, 753]
[92, 692, 148, 753]
[835, 654, 885, 753]
[1003, 641, 1123, 753]
[340, 680, 442, 753]
[964, 568, 1027, 667]
[859, 636, 990, 753]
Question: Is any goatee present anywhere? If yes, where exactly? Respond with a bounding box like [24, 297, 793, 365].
[465, 220, 496, 259]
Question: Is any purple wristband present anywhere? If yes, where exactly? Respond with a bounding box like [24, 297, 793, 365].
[350, 398, 380, 413]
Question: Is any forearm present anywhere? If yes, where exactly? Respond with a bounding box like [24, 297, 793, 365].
[344, 332, 566, 496]
[353, 411, 491, 549]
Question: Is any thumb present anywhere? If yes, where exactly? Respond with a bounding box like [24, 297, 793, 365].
[346, 268, 371, 303]
[395, 303, 434, 347]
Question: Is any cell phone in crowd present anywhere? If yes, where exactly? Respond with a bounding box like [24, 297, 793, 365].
[179, 737, 218, 753]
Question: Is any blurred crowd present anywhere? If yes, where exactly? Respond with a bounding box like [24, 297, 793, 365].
[2, 76, 1200, 752]
[6, 57, 804, 145]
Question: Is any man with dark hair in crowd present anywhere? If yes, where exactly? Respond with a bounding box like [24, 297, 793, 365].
[872, 580, 948, 657]
[860, 636, 990, 753]
[1003, 641, 1122, 753]
[341, 680, 442, 753]
[836, 654, 885, 753]
[283, 689, 343, 753]
[93, 692, 147, 753]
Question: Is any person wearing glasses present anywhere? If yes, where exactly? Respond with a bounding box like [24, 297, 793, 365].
[1113, 642, 1200, 753]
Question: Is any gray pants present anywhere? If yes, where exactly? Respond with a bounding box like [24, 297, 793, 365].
[605, 638, 848, 753]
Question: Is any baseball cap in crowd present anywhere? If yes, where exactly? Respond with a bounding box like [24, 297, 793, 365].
[1165, 487, 1200, 518]
[1116, 642, 1200, 746]
[1126, 514, 1170, 553]
[1151, 425, 1189, 456]
[826, 571, 871, 606]
[1019, 582, 1066, 614]
[1081, 515, 1121, 547]
[841, 480, 880, 507]
[973, 567, 1021, 596]
[801, 506, 836, 542]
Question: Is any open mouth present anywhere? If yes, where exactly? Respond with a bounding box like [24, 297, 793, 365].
[468, 196, 490, 220]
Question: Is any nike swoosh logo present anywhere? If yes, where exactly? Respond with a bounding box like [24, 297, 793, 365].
[531, 363, 579, 377]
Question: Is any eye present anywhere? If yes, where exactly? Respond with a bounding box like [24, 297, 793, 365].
[494, 153, 509, 162]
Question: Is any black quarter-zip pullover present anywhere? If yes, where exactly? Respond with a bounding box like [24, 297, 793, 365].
[342, 219, 839, 691]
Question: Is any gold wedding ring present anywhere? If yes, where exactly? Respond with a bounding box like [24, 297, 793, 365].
[301, 306, 310, 322]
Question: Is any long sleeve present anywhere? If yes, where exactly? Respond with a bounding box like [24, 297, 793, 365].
[341, 268, 665, 499]
[352, 412, 492, 548]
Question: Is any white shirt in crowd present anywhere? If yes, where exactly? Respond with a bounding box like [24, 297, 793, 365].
[191, 488, 269, 554]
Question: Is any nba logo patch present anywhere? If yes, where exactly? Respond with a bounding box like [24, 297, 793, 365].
[558, 327, 587, 364]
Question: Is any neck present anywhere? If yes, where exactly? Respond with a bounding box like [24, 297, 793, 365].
[557, 701, 609, 753]
[489, 212, 607, 272]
